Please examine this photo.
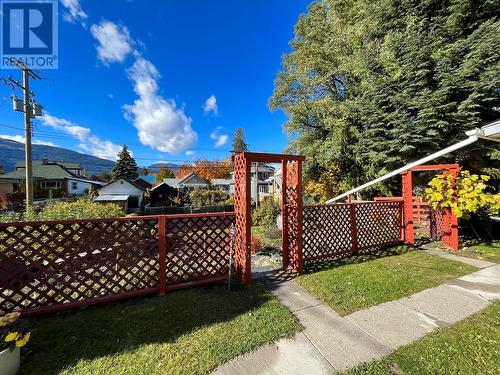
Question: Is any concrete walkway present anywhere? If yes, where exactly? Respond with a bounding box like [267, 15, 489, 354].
[214, 250, 500, 375]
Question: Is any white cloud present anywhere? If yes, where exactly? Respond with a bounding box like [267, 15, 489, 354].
[185, 150, 195, 157]
[34, 140, 57, 147]
[210, 127, 228, 148]
[0, 134, 25, 143]
[90, 21, 133, 64]
[203, 95, 218, 115]
[79, 137, 123, 160]
[123, 57, 197, 154]
[0, 134, 56, 147]
[60, 0, 88, 24]
[42, 114, 123, 160]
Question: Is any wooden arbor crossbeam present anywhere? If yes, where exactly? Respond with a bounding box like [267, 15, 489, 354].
[401, 163, 459, 250]
[232, 152, 305, 285]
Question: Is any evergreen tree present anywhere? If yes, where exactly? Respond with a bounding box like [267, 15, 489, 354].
[232, 128, 249, 153]
[111, 145, 139, 181]
[271, 0, 500, 195]
[156, 167, 175, 183]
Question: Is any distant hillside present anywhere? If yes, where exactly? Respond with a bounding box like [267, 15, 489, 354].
[0, 139, 115, 175]
[147, 162, 182, 174]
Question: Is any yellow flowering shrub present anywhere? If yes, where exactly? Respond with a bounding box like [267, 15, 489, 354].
[424, 170, 500, 219]
[305, 164, 342, 204]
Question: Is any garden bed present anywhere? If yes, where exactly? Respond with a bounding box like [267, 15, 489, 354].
[296, 247, 476, 315]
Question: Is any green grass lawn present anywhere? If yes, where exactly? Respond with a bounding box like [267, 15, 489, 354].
[252, 225, 282, 248]
[456, 242, 500, 263]
[21, 284, 301, 375]
[296, 247, 477, 315]
[343, 301, 500, 375]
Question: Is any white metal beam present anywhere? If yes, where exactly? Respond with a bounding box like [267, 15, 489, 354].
[325, 119, 500, 204]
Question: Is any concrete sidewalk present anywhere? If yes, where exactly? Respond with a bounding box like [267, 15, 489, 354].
[214, 251, 499, 375]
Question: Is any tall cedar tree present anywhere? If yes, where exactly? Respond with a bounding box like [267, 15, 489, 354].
[112, 145, 139, 181]
[271, 0, 500, 197]
[232, 128, 249, 153]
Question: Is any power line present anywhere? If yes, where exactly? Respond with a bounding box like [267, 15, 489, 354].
[0, 121, 234, 153]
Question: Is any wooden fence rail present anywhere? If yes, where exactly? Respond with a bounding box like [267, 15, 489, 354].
[302, 201, 403, 263]
[0, 212, 235, 316]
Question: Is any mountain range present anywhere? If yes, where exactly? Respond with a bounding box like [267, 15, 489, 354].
[0, 138, 184, 176]
[146, 162, 182, 174]
[0, 138, 115, 175]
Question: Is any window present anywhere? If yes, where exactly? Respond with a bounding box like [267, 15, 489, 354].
[40, 181, 61, 189]
[71, 181, 78, 190]
[259, 185, 269, 193]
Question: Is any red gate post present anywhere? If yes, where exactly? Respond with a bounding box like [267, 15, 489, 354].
[294, 160, 304, 274]
[233, 153, 252, 285]
[349, 203, 359, 254]
[158, 215, 167, 294]
[281, 160, 290, 268]
[402, 171, 414, 245]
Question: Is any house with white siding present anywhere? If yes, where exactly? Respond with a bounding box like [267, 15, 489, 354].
[94, 178, 146, 212]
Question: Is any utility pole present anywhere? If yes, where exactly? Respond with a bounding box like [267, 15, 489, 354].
[8, 60, 43, 213]
[23, 69, 33, 209]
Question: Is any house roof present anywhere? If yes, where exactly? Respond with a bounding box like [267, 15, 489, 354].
[65, 176, 107, 186]
[177, 172, 209, 185]
[94, 194, 129, 201]
[137, 175, 156, 185]
[133, 177, 153, 189]
[103, 177, 147, 191]
[0, 164, 74, 180]
[163, 178, 181, 187]
[150, 181, 182, 194]
[16, 160, 82, 169]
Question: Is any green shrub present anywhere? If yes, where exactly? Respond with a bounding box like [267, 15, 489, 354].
[0, 198, 125, 223]
[188, 189, 230, 207]
[252, 199, 281, 227]
[32, 198, 124, 221]
[0, 211, 24, 223]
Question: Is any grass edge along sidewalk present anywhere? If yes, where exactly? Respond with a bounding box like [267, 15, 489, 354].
[19, 283, 302, 375]
[343, 300, 500, 375]
[296, 247, 477, 315]
[445, 241, 500, 263]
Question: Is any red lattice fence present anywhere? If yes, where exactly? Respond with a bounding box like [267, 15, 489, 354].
[302, 201, 403, 263]
[0, 213, 234, 316]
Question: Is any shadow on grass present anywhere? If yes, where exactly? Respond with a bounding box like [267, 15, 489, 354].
[20, 283, 276, 375]
[263, 245, 414, 287]
[302, 245, 413, 275]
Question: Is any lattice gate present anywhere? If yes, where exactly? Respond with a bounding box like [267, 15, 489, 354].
[402, 164, 459, 250]
[233, 152, 305, 284]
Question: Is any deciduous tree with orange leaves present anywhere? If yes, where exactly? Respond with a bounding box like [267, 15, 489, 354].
[176, 159, 232, 181]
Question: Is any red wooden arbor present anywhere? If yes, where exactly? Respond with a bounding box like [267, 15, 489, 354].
[233, 152, 305, 284]
[401, 164, 459, 250]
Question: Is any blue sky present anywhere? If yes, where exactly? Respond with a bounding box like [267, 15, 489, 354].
[0, 0, 310, 167]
